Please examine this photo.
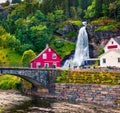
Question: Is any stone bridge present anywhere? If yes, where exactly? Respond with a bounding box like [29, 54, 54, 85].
[0, 68, 62, 92]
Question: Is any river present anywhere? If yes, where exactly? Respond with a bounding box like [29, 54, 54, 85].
[5, 97, 56, 113]
[3, 96, 120, 113]
[0, 90, 120, 113]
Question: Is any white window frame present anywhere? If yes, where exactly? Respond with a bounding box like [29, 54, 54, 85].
[111, 41, 114, 44]
[43, 53, 47, 59]
[36, 62, 41, 68]
[118, 58, 120, 63]
[52, 62, 57, 68]
[52, 53, 57, 59]
[103, 58, 106, 64]
[48, 48, 51, 52]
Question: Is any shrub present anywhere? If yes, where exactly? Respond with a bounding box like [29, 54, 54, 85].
[56, 70, 120, 85]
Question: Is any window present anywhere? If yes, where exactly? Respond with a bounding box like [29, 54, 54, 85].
[118, 58, 120, 63]
[111, 41, 114, 44]
[103, 58, 106, 64]
[52, 53, 57, 59]
[36, 62, 41, 68]
[48, 48, 51, 52]
[43, 53, 47, 59]
[44, 63, 49, 68]
[52, 62, 57, 68]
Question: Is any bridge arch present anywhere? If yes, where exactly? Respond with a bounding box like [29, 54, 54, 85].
[0, 68, 61, 94]
[0, 73, 47, 89]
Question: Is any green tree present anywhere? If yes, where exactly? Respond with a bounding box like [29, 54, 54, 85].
[30, 25, 49, 52]
[109, 2, 117, 20]
[19, 44, 34, 54]
[0, 26, 10, 47]
[5, 35, 21, 50]
[21, 49, 36, 67]
[85, 0, 103, 19]
[12, 0, 21, 3]
[0, 51, 9, 67]
[46, 12, 55, 29]
[15, 18, 30, 44]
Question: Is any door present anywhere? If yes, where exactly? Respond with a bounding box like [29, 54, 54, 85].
[44, 63, 49, 68]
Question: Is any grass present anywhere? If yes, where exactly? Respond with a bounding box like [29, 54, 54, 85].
[64, 19, 82, 27]
[0, 74, 32, 90]
[116, 99, 120, 105]
[56, 70, 120, 85]
[91, 17, 120, 32]
[0, 106, 4, 113]
[0, 74, 22, 90]
[0, 48, 22, 67]
[50, 36, 75, 59]
[95, 24, 119, 32]
[65, 32, 77, 38]
[91, 17, 116, 26]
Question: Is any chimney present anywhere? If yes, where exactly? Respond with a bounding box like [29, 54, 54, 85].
[46, 44, 49, 48]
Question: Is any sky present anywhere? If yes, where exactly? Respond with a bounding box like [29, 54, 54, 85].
[0, 0, 6, 4]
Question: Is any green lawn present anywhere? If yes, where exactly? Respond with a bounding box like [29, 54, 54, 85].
[50, 35, 75, 59]
[0, 48, 22, 67]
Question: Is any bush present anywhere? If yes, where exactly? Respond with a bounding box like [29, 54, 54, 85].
[0, 75, 21, 90]
[95, 24, 119, 32]
[56, 70, 120, 85]
[54, 40, 64, 48]
[66, 32, 76, 38]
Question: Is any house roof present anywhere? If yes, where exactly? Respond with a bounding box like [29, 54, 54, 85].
[114, 36, 120, 45]
[31, 46, 61, 62]
[99, 49, 120, 58]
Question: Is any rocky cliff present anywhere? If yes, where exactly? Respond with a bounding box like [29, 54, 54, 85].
[60, 22, 120, 63]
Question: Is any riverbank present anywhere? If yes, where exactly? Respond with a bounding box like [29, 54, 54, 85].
[23, 91, 120, 113]
[0, 90, 120, 113]
[0, 90, 31, 112]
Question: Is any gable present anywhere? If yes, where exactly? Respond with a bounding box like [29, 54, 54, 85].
[104, 38, 120, 52]
[43, 47, 61, 59]
[114, 36, 120, 45]
[31, 46, 61, 62]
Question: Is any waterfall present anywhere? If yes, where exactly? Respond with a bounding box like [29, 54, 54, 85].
[73, 24, 89, 66]
[62, 22, 89, 69]
[9, 0, 12, 4]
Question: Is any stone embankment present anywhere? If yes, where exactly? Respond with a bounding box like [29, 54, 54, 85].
[0, 90, 31, 112]
[55, 84, 120, 107]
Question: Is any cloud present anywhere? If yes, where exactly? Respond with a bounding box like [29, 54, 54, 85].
[0, 0, 7, 4]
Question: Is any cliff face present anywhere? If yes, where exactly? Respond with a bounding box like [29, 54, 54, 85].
[88, 24, 120, 58]
[61, 23, 120, 63]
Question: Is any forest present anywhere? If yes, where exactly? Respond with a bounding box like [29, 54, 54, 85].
[0, 0, 120, 67]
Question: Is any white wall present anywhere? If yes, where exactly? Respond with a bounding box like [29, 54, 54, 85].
[104, 38, 120, 52]
[100, 51, 120, 67]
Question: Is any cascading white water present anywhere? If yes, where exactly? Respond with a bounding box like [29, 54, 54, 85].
[62, 22, 89, 69]
[73, 23, 89, 66]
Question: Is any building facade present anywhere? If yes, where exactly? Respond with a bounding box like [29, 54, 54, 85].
[99, 36, 120, 67]
[31, 46, 61, 68]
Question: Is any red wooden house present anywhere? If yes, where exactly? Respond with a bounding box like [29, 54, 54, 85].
[30, 45, 61, 68]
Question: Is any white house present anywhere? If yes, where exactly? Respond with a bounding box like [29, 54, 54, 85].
[99, 36, 120, 67]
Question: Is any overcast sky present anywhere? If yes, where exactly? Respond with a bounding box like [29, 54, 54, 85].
[0, 0, 7, 3]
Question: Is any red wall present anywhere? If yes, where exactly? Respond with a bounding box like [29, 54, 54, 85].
[31, 47, 61, 68]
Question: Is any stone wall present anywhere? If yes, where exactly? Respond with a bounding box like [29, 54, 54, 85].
[54, 83, 120, 106]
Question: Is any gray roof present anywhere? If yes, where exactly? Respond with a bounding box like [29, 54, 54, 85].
[114, 36, 120, 45]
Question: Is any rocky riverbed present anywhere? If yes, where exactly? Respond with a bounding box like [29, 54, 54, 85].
[0, 90, 31, 112]
[0, 90, 120, 113]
